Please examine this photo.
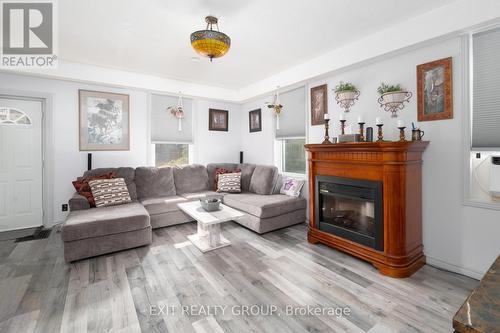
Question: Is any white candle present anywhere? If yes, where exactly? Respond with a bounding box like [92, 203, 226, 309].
[357, 116, 364, 123]
[339, 113, 345, 121]
[397, 120, 405, 128]
[324, 113, 330, 120]
[376, 117, 383, 125]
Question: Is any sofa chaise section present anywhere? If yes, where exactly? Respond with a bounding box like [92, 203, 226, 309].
[62, 202, 151, 262]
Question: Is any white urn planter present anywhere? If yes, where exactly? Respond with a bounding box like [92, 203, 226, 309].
[377, 91, 412, 118]
[335, 90, 360, 113]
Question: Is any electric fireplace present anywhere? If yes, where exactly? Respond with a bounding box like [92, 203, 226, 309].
[315, 175, 383, 251]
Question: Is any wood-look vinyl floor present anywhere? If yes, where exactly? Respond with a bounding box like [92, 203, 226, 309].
[0, 222, 477, 333]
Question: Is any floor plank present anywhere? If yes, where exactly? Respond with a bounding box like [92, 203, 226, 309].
[0, 222, 478, 333]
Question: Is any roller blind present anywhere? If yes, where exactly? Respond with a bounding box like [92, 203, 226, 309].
[472, 27, 500, 149]
[151, 93, 193, 143]
[275, 86, 306, 139]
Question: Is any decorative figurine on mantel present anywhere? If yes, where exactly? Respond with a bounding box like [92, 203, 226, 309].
[322, 114, 331, 144]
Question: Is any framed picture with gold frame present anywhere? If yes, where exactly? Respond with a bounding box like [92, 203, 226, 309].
[417, 57, 453, 121]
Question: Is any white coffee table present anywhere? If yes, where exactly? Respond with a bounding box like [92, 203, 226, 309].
[177, 201, 245, 252]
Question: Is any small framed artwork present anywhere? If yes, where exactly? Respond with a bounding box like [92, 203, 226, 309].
[79, 90, 130, 151]
[417, 57, 453, 121]
[310, 84, 328, 126]
[249, 109, 262, 132]
[209, 108, 228, 131]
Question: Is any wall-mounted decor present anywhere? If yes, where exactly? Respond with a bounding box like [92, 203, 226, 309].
[167, 92, 185, 131]
[377, 83, 412, 118]
[79, 90, 130, 151]
[266, 86, 283, 130]
[334, 81, 360, 113]
[311, 84, 328, 125]
[417, 57, 453, 121]
[209, 108, 228, 131]
[249, 109, 262, 132]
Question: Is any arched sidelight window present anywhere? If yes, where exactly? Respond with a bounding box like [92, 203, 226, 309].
[0, 107, 32, 125]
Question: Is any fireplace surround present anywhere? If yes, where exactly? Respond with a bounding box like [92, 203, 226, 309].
[305, 141, 429, 278]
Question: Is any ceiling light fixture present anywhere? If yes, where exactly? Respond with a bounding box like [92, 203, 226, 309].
[190, 16, 231, 62]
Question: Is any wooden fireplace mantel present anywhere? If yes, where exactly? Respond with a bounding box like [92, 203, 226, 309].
[305, 141, 429, 278]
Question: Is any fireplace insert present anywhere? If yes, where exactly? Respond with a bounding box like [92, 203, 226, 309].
[315, 175, 383, 251]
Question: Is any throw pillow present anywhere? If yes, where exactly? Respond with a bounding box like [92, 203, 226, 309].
[280, 177, 305, 197]
[72, 172, 116, 207]
[217, 172, 242, 193]
[214, 167, 241, 191]
[88, 178, 132, 207]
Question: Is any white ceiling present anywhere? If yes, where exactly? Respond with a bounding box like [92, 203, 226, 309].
[59, 0, 458, 89]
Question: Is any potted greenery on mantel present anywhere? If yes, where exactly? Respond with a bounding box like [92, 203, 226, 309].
[377, 82, 412, 118]
[334, 82, 360, 113]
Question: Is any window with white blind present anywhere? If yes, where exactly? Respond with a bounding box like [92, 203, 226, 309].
[472, 27, 500, 149]
[274, 87, 307, 175]
[150, 94, 193, 166]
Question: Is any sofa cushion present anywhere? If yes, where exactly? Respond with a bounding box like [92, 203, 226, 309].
[223, 193, 306, 218]
[181, 191, 223, 201]
[135, 167, 176, 199]
[83, 167, 137, 200]
[207, 163, 238, 190]
[217, 172, 242, 193]
[173, 164, 210, 194]
[248, 165, 279, 195]
[237, 163, 256, 192]
[89, 178, 132, 207]
[140, 195, 187, 216]
[62, 202, 150, 242]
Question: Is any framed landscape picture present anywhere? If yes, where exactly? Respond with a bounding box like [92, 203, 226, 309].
[249, 109, 262, 132]
[209, 108, 228, 131]
[79, 90, 130, 151]
[417, 57, 453, 121]
[310, 84, 328, 126]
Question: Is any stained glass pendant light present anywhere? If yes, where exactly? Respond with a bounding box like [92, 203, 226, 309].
[190, 16, 231, 62]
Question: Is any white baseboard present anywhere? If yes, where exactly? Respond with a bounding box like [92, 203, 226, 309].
[426, 256, 483, 280]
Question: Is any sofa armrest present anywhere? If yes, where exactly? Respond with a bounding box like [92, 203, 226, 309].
[69, 193, 90, 211]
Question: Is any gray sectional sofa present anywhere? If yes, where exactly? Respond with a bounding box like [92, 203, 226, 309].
[62, 163, 307, 262]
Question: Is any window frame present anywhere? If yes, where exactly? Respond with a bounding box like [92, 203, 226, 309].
[151, 141, 193, 167]
[275, 136, 307, 179]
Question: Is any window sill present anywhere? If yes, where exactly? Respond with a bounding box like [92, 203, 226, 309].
[462, 199, 500, 211]
[282, 172, 307, 180]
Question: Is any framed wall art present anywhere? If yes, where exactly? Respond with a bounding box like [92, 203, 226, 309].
[310, 84, 328, 126]
[249, 109, 262, 132]
[209, 108, 229, 131]
[79, 90, 130, 151]
[417, 57, 453, 121]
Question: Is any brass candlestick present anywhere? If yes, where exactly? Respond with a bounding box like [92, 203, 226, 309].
[322, 119, 331, 144]
[340, 119, 346, 135]
[398, 127, 406, 142]
[358, 122, 365, 141]
[376, 124, 384, 141]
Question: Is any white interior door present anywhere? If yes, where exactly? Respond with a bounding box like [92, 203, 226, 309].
[0, 97, 43, 232]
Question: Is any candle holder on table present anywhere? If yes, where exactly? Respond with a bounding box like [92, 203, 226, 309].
[340, 119, 346, 135]
[358, 122, 365, 141]
[398, 127, 406, 142]
[376, 124, 384, 141]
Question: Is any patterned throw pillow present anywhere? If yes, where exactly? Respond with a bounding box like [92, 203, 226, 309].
[280, 177, 305, 197]
[214, 167, 241, 191]
[88, 178, 132, 207]
[72, 172, 116, 207]
[217, 172, 242, 193]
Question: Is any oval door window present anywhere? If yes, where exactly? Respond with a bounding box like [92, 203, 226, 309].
[0, 107, 32, 125]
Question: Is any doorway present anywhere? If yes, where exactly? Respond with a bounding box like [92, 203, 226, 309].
[0, 97, 44, 232]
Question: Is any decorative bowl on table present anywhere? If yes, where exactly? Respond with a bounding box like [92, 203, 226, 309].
[199, 196, 222, 212]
